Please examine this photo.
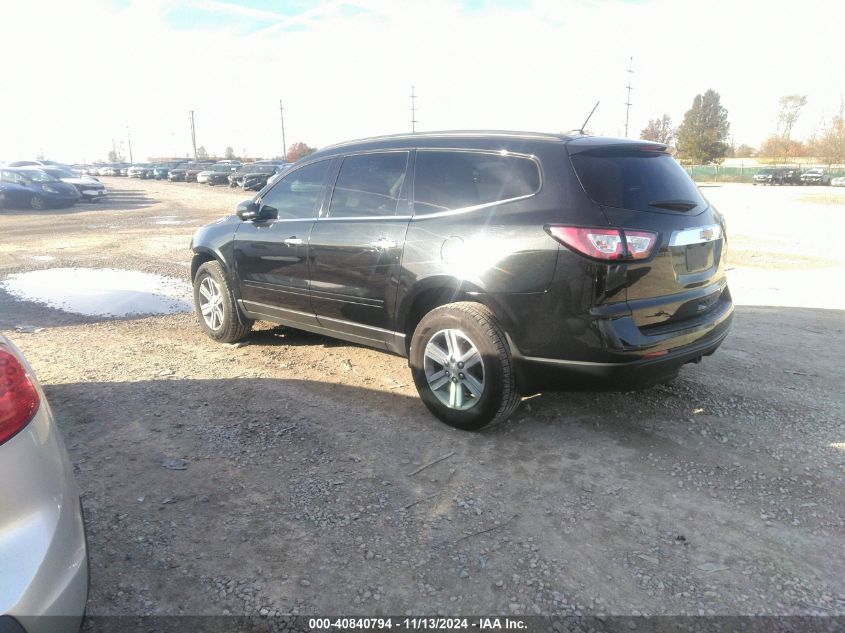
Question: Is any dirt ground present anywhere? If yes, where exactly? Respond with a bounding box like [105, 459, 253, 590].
[1, 178, 843, 618]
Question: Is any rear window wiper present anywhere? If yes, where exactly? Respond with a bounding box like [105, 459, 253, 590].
[648, 199, 699, 211]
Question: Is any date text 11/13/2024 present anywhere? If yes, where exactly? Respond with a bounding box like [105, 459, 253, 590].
[308, 618, 527, 630]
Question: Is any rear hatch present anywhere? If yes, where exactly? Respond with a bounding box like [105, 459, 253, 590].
[568, 142, 728, 331]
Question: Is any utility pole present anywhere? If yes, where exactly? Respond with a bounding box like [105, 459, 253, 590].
[279, 99, 287, 160]
[126, 126, 133, 163]
[624, 56, 633, 138]
[189, 110, 197, 160]
[410, 85, 418, 133]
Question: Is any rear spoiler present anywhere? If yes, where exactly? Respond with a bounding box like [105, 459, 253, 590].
[566, 139, 669, 156]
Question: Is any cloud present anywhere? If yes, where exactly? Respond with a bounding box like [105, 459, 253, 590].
[0, 0, 842, 163]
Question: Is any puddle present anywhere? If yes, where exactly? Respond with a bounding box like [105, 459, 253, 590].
[152, 216, 185, 225]
[0, 268, 193, 317]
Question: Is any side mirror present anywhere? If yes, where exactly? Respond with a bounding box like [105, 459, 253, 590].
[236, 200, 260, 221]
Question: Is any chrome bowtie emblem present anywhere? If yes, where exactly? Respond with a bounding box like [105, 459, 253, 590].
[700, 228, 715, 241]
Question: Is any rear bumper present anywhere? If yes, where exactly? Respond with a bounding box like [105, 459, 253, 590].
[512, 292, 733, 391]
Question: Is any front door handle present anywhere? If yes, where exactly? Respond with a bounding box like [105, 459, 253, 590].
[283, 237, 304, 246]
[370, 237, 398, 251]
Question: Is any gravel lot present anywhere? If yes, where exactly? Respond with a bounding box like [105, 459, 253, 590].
[1, 178, 843, 618]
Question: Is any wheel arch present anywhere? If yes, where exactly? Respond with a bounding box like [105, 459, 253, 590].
[191, 248, 252, 327]
[191, 247, 231, 282]
[398, 276, 518, 357]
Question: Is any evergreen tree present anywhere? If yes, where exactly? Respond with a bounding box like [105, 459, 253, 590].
[676, 89, 731, 164]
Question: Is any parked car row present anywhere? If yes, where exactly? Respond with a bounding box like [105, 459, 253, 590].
[0, 165, 106, 210]
[92, 158, 293, 191]
[752, 166, 838, 185]
[229, 161, 291, 190]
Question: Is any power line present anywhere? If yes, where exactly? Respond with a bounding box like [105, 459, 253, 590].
[410, 85, 418, 133]
[189, 110, 197, 160]
[279, 99, 287, 160]
[624, 56, 633, 138]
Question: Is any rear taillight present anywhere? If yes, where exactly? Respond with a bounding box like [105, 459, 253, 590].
[545, 226, 658, 261]
[0, 346, 40, 445]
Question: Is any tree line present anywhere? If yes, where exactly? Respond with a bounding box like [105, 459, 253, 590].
[640, 91, 845, 165]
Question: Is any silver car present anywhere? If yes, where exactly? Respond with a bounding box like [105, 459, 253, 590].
[0, 335, 88, 633]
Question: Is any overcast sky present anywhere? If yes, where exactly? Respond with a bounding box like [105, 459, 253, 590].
[1, 0, 842, 163]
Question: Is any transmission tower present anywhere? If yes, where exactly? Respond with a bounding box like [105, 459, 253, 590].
[624, 57, 633, 138]
[279, 99, 287, 159]
[410, 85, 418, 133]
[189, 110, 197, 160]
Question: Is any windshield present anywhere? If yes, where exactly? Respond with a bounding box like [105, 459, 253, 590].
[212, 165, 233, 172]
[43, 168, 78, 179]
[570, 150, 706, 212]
[20, 170, 59, 183]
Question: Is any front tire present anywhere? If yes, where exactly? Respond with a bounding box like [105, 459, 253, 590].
[193, 261, 253, 343]
[410, 302, 519, 430]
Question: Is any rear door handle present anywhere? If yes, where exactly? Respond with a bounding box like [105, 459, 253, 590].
[283, 237, 304, 246]
[370, 237, 398, 251]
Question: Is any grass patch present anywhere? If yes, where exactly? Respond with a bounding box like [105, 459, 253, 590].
[799, 193, 845, 205]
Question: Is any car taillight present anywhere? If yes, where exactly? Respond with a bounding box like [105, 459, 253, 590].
[545, 226, 658, 261]
[0, 346, 40, 445]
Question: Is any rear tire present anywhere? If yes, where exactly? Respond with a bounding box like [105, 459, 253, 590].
[410, 302, 519, 430]
[193, 261, 253, 343]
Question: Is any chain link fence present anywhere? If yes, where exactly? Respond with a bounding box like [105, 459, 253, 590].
[684, 164, 845, 183]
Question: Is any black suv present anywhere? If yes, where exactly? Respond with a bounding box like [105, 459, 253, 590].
[753, 166, 800, 185]
[190, 132, 732, 430]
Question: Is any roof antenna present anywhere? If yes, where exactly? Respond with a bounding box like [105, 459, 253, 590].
[573, 101, 600, 135]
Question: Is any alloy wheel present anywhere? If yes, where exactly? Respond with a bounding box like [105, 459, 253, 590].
[198, 276, 225, 331]
[423, 328, 485, 411]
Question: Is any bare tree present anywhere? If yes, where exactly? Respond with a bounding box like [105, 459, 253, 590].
[286, 142, 316, 162]
[640, 114, 675, 145]
[812, 98, 845, 164]
[734, 144, 757, 158]
[776, 95, 808, 160]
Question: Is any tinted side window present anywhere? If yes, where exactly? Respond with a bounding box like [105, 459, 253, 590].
[259, 160, 331, 220]
[1, 171, 26, 185]
[328, 152, 408, 218]
[413, 151, 541, 215]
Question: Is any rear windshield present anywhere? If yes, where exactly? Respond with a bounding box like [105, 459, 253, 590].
[570, 151, 706, 212]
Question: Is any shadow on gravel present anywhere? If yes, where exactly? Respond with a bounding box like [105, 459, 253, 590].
[45, 375, 845, 618]
[90, 187, 155, 211]
[249, 325, 359, 349]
